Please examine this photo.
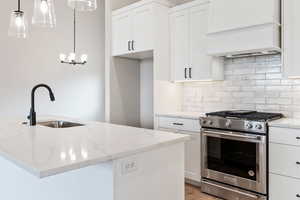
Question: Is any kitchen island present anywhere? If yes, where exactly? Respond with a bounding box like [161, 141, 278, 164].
[0, 117, 188, 200]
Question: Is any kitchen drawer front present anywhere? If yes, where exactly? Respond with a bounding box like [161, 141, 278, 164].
[158, 117, 200, 132]
[269, 127, 300, 146]
[269, 143, 300, 179]
[269, 173, 300, 200]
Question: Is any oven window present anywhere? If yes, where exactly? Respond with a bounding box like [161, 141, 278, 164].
[207, 136, 257, 181]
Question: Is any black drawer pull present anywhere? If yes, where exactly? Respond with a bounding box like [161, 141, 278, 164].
[173, 123, 184, 126]
[297, 137, 300, 140]
[296, 194, 300, 198]
[296, 161, 300, 165]
[131, 40, 135, 51]
[128, 41, 131, 51]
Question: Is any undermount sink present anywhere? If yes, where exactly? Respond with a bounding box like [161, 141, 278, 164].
[37, 121, 85, 128]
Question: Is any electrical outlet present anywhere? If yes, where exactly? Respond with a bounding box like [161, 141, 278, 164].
[121, 159, 138, 175]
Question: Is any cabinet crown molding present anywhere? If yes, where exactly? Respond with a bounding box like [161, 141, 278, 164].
[169, 0, 210, 13]
[113, 0, 173, 15]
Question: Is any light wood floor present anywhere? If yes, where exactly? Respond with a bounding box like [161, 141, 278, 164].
[185, 184, 221, 200]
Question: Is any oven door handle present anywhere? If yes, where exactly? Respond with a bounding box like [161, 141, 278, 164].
[203, 130, 264, 143]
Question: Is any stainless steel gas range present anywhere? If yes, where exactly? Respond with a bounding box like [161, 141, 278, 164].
[200, 110, 283, 200]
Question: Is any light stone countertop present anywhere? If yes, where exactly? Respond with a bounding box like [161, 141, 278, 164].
[269, 118, 300, 129]
[0, 116, 189, 178]
[156, 111, 206, 120]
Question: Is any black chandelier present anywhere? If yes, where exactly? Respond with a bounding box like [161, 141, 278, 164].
[59, 9, 87, 65]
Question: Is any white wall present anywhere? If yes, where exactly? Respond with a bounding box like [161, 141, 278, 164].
[140, 59, 154, 129]
[0, 0, 105, 121]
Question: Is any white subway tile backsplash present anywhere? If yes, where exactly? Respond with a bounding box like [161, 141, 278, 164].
[266, 73, 283, 80]
[183, 55, 299, 118]
[267, 98, 292, 105]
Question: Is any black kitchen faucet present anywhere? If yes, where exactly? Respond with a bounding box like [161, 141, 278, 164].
[28, 84, 55, 126]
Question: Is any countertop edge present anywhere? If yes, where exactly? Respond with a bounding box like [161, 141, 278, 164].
[155, 112, 205, 120]
[9, 136, 189, 179]
[269, 118, 300, 129]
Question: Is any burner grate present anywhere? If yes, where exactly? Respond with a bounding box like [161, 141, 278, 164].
[207, 111, 284, 122]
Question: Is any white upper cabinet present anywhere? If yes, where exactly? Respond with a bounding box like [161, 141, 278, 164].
[207, 0, 281, 56]
[112, 12, 132, 56]
[112, 0, 171, 58]
[171, 10, 189, 81]
[132, 5, 154, 52]
[170, 0, 224, 82]
[283, 0, 300, 78]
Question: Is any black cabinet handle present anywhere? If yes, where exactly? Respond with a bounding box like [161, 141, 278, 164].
[297, 137, 300, 140]
[173, 123, 184, 126]
[296, 194, 300, 198]
[189, 68, 192, 79]
[131, 40, 135, 51]
[184, 68, 187, 79]
[296, 161, 300, 165]
[128, 41, 131, 51]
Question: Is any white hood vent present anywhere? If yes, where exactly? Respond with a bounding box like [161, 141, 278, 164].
[206, 0, 281, 57]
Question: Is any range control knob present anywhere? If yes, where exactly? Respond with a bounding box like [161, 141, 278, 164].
[246, 123, 253, 129]
[207, 120, 213, 126]
[255, 124, 263, 130]
[225, 120, 232, 127]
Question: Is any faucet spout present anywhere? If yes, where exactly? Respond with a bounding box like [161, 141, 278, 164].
[29, 84, 56, 126]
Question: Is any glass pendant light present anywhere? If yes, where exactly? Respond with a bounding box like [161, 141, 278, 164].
[32, 0, 56, 28]
[8, 0, 28, 38]
[67, 0, 97, 12]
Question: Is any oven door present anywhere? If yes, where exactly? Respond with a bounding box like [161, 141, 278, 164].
[201, 128, 267, 194]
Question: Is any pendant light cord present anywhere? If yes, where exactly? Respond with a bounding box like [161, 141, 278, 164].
[18, 0, 21, 11]
[73, 9, 76, 53]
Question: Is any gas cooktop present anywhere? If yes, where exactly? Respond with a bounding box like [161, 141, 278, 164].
[206, 110, 283, 122]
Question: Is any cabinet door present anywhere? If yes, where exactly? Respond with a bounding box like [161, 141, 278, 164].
[112, 12, 132, 56]
[189, 5, 211, 80]
[132, 5, 154, 53]
[170, 10, 189, 82]
[182, 131, 201, 182]
[269, 174, 300, 200]
[284, 0, 300, 78]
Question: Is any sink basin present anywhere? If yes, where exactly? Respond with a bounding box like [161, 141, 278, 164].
[38, 121, 85, 128]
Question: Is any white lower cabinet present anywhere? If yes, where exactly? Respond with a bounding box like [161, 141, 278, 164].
[269, 127, 300, 200]
[183, 131, 201, 182]
[269, 143, 300, 179]
[269, 174, 300, 200]
[157, 115, 201, 183]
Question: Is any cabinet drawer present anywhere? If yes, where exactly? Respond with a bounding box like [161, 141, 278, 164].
[269, 143, 300, 179]
[158, 117, 200, 132]
[269, 127, 300, 146]
[269, 174, 300, 200]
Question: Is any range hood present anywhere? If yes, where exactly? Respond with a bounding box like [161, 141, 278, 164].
[206, 0, 281, 57]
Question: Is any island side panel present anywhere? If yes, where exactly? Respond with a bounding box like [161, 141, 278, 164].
[0, 157, 114, 200]
[113, 142, 185, 200]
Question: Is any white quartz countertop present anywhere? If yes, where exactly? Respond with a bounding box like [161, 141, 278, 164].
[0, 117, 188, 178]
[156, 112, 205, 120]
[269, 118, 300, 129]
